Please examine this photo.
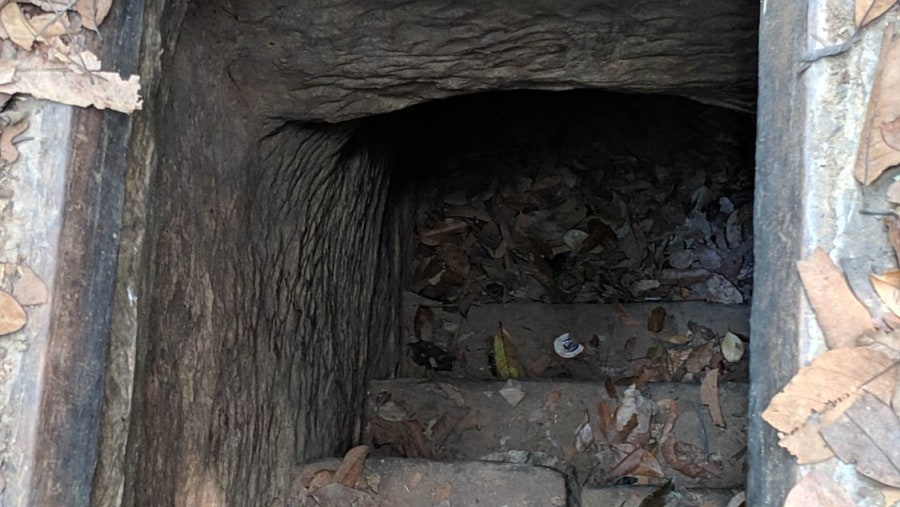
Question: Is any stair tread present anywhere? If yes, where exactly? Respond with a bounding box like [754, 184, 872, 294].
[293, 457, 567, 507]
[581, 484, 742, 507]
[402, 297, 750, 381]
[366, 378, 747, 489]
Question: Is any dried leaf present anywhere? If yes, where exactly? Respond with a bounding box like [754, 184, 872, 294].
[1, 3, 35, 50]
[420, 218, 467, 246]
[797, 248, 874, 349]
[613, 303, 639, 327]
[436, 243, 470, 277]
[527, 354, 551, 376]
[647, 306, 666, 333]
[28, 13, 70, 40]
[493, 323, 522, 379]
[76, 0, 112, 31]
[855, 0, 897, 28]
[889, 181, 900, 204]
[700, 369, 725, 427]
[0, 290, 26, 335]
[660, 437, 721, 479]
[0, 51, 142, 113]
[0, 119, 28, 163]
[889, 216, 900, 267]
[605, 448, 665, 480]
[778, 393, 858, 464]
[821, 391, 900, 487]
[12, 264, 49, 306]
[762, 347, 894, 434]
[413, 306, 433, 341]
[882, 116, 900, 151]
[332, 445, 369, 487]
[855, 26, 900, 185]
[784, 471, 856, 507]
[872, 271, 900, 318]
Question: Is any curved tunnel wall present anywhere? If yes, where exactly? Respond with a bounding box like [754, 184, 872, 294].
[109, 0, 760, 505]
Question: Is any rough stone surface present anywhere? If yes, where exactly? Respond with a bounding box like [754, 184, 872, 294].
[366, 379, 748, 488]
[581, 485, 740, 506]
[294, 457, 568, 507]
[0, 101, 71, 507]
[206, 0, 758, 121]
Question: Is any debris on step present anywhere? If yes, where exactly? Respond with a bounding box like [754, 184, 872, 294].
[401, 298, 750, 384]
[291, 456, 567, 507]
[408, 339, 456, 372]
[365, 379, 747, 489]
[580, 484, 743, 507]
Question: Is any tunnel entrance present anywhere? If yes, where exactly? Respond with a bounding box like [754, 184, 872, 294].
[67, 2, 762, 506]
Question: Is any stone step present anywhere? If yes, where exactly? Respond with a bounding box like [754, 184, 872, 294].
[292, 457, 568, 507]
[581, 484, 742, 506]
[402, 297, 750, 381]
[365, 378, 747, 489]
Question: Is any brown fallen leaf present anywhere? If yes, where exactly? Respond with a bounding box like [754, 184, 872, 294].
[888, 215, 900, 266]
[894, 365, 900, 418]
[778, 393, 857, 464]
[888, 181, 900, 204]
[0, 51, 142, 113]
[856, 0, 898, 27]
[28, 13, 70, 40]
[413, 305, 433, 342]
[855, 25, 900, 185]
[436, 243, 470, 277]
[527, 354, 551, 376]
[700, 369, 725, 427]
[12, 265, 49, 306]
[762, 347, 894, 435]
[613, 302, 639, 327]
[0, 3, 35, 50]
[660, 437, 721, 479]
[0, 290, 26, 335]
[797, 248, 874, 349]
[332, 445, 369, 487]
[784, 470, 856, 507]
[420, 218, 467, 246]
[871, 271, 900, 318]
[821, 391, 900, 487]
[882, 116, 900, 151]
[647, 306, 666, 333]
[77, 0, 113, 31]
[0, 119, 28, 163]
[605, 448, 665, 480]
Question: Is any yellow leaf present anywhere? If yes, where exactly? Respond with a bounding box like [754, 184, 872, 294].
[871, 270, 900, 318]
[0, 289, 26, 335]
[493, 323, 521, 379]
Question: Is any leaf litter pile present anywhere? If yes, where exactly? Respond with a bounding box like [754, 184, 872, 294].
[410, 93, 754, 309]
